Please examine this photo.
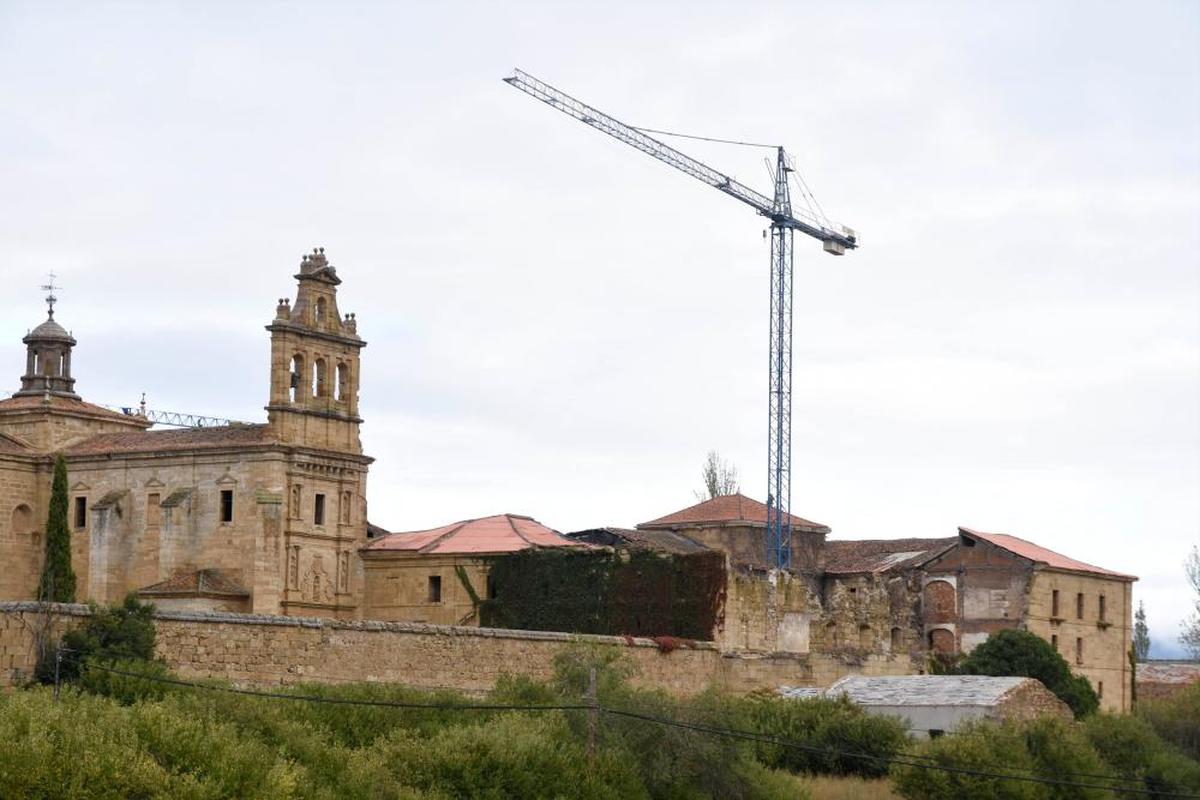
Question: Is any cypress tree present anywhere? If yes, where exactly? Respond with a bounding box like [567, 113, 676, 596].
[38, 454, 76, 602]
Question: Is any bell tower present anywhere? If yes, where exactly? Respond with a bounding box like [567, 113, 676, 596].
[266, 248, 365, 452]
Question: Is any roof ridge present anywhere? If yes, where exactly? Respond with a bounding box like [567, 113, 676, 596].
[419, 521, 470, 554]
[506, 514, 538, 547]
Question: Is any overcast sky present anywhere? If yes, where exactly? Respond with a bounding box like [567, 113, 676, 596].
[2, 2, 1197, 655]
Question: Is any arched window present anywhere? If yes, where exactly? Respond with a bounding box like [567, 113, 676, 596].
[10, 504, 33, 536]
[890, 626, 903, 653]
[312, 359, 328, 398]
[923, 580, 956, 624]
[335, 362, 348, 402]
[928, 628, 955, 655]
[314, 297, 327, 328]
[289, 354, 305, 403]
[858, 624, 872, 649]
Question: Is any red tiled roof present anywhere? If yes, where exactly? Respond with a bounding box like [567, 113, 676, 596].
[824, 538, 956, 575]
[959, 527, 1136, 581]
[138, 569, 250, 597]
[637, 493, 828, 533]
[66, 424, 275, 456]
[363, 513, 585, 556]
[0, 394, 150, 426]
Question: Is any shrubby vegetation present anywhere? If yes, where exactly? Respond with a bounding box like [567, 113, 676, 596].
[893, 711, 1200, 799]
[1136, 681, 1200, 761]
[957, 629, 1100, 718]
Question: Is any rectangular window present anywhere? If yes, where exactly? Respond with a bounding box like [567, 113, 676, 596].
[147, 493, 161, 527]
[486, 574, 497, 600]
[1098, 681, 1104, 699]
[314, 493, 326, 526]
[1076, 593, 1084, 620]
[1051, 634, 1058, 650]
[428, 575, 442, 603]
[1051, 589, 1060, 617]
[73, 496, 87, 529]
[220, 489, 233, 523]
[1099, 594, 1107, 622]
[1076, 637, 1083, 664]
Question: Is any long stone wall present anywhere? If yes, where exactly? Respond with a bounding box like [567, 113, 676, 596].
[0, 602, 911, 696]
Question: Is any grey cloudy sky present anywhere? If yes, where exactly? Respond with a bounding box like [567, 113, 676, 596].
[2, 2, 1197, 654]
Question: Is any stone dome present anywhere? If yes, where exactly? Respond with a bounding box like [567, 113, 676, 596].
[25, 316, 73, 343]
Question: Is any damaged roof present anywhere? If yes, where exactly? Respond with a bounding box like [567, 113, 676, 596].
[567, 527, 712, 555]
[824, 538, 956, 575]
[825, 675, 1038, 707]
[959, 527, 1136, 581]
[363, 513, 585, 556]
[638, 493, 828, 533]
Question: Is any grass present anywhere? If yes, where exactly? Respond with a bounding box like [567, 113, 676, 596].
[801, 775, 901, 799]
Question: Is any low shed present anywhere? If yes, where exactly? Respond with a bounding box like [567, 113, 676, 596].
[786, 674, 1071, 738]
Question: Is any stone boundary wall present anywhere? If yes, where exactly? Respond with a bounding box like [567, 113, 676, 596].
[0, 602, 910, 696]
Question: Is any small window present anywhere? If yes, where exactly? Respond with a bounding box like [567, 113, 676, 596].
[1098, 681, 1104, 699]
[890, 627, 902, 652]
[428, 575, 442, 603]
[74, 496, 87, 529]
[848, 586, 857, 596]
[1051, 634, 1058, 650]
[220, 490, 233, 523]
[1075, 637, 1083, 665]
[1051, 589, 1060, 617]
[1099, 594, 1106, 622]
[314, 493, 326, 526]
[486, 574, 497, 600]
[1076, 592, 1084, 620]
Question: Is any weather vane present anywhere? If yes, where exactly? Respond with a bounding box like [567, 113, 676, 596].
[40, 272, 60, 318]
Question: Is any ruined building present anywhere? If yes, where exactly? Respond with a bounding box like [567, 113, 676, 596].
[0, 249, 371, 617]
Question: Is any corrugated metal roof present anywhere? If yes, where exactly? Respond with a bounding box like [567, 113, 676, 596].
[363, 513, 586, 556]
[638, 493, 828, 532]
[960, 527, 1136, 580]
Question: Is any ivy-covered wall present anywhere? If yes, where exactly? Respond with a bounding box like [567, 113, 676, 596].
[479, 549, 726, 641]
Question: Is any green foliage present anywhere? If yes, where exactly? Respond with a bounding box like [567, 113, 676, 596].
[738, 693, 908, 779]
[37, 454, 76, 602]
[892, 720, 1044, 800]
[1133, 601, 1150, 661]
[37, 593, 160, 689]
[1136, 681, 1200, 760]
[1082, 712, 1200, 796]
[958, 629, 1099, 718]
[480, 548, 725, 640]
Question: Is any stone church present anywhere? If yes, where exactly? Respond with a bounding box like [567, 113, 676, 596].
[0, 249, 371, 618]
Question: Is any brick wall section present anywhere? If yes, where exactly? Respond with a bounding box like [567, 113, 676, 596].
[0, 603, 909, 696]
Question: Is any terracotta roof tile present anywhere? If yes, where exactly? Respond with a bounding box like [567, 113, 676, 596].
[138, 569, 250, 597]
[0, 394, 150, 426]
[66, 424, 274, 456]
[959, 527, 1136, 581]
[824, 537, 956, 574]
[363, 513, 587, 556]
[637, 493, 828, 532]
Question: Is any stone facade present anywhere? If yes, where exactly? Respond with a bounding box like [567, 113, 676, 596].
[361, 553, 491, 626]
[0, 249, 372, 620]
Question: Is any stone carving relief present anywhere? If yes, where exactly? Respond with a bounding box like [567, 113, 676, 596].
[300, 552, 335, 604]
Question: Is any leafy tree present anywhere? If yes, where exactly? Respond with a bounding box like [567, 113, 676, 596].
[37, 454, 76, 602]
[37, 593, 159, 688]
[1133, 600, 1151, 661]
[695, 449, 739, 501]
[958, 628, 1099, 718]
[1182, 545, 1200, 658]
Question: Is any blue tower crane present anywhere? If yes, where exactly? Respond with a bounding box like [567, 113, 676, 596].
[504, 69, 858, 570]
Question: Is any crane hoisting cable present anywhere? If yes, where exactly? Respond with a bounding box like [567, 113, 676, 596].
[504, 68, 858, 570]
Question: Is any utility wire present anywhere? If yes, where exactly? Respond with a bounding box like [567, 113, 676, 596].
[71, 662, 1195, 798]
[632, 125, 777, 150]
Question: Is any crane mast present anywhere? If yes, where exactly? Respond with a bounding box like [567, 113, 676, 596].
[504, 69, 857, 570]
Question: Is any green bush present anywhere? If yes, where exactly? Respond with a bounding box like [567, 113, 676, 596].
[1137, 682, 1200, 761]
[37, 593, 161, 690]
[739, 693, 908, 779]
[958, 629, 1099, 718]
[891, 720, 1044, 800]
[1082, 713, 1200, 796]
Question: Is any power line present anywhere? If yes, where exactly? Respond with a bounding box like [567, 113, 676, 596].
[73, 662, 1195, 798]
